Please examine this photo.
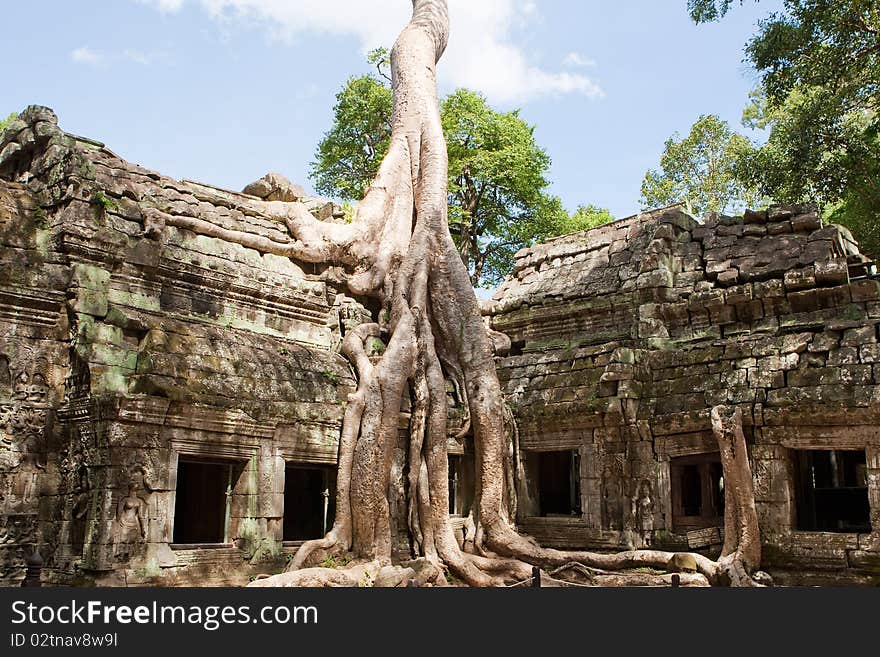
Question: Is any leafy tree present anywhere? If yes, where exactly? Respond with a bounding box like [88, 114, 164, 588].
[688, 0, 748, 23]
[640, 114, 762, 217]
[689, 1, 880, 257]
[562, 204, 617, 234]
[442, 88, 563, 286]
[742, 0, 880, 259]
[0, 113, 16, 133]
[311, 74, 392, 201]
[310, 52, 595, 288]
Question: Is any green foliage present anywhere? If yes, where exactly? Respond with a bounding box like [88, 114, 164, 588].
[562, 204, 616, 234]
[91, 191, 118, 212]
[310, 54, 598, 288]
[688, 0, 746, 23]
[311, 73, 393, 200]
[322, 369, 342, 386]
[366, 47, 391, 81]
[341, 201, 356, 223]
[627, 566, 666, 575]
[640, 114, 764, 217]
[0, 112, 16, 133]
[694, 0, 880, 258]
[320, 555, 350, 569]
[745, 1, 880, 258]
[745, 1, 879, 109]
[442, 88, 560, 286]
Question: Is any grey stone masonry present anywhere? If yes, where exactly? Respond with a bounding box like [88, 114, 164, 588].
[0, 107, 360, 586]
[487, 205, 880, 585]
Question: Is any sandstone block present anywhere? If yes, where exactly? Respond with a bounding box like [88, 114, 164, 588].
[717, 268, 739, 287]
[842, 326, 876, 347]
[814, 258, 848, 286]
[743, 209, 767, 224]
[851, 279, 880, 303]
[784, 267, 816, 292]
[767, 220, 793, 235]
[792, 212, 822, 232]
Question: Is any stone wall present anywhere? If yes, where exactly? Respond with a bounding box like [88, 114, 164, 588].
[486, 205, 880, 584]
[0, 107, 361, 586]
[3, 106, 878, 586]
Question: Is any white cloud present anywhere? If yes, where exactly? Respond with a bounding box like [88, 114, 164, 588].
[122, 49, 160, 65]
[563, 52, 596, 68]
[70, 46, 168, 68]
[132, 0, 604, 105]
[137, 0, 185, 12]
[70, 47, 106, 67]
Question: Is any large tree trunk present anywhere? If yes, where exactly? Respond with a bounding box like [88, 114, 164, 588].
[245, 1, 766, 587]
[711, 406, 762, 586]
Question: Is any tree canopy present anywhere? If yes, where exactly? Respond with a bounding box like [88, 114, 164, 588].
[640, 114, 762, 217]
[562, 203, 618, 233]
[442, 88, 563, 286]
[310, 52, 612, 288]
[0, 113, 16, 133]
[688, 0, 747, 23]
[742, 0, 880, 257]
[311, 74, 393, 201]
[689, 0, 880, 258]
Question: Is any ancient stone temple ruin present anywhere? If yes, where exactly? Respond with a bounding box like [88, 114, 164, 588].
[0, 107, 358, 586]
[485, 203, 880, 585]
[1, 107, 878, 586]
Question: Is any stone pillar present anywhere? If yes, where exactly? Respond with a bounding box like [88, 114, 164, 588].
[580, 441, 601, 529]
[751, 443, 793, 543]
[81, 471, 115, 572]
[258, 444, 284, 544]
[165, 450, 179, 544]
[515, 450, 539, 520]
[867, 445, 880, 542]
[656, 457, 672, 533]
[230, 453, 259, 555]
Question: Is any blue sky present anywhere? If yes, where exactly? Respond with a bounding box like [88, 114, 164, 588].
[1, 0, 783, 220]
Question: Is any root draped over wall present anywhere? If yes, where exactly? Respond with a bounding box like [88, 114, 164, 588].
[247, 0, 766, 588]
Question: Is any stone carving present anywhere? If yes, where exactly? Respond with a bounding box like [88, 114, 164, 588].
[0, 513, 38, 585]
[112, 466, 149, 562]
[602, 452, 627, 532]
[635, 480, 654, 548]
[0, 355, 10, 389]
[63, 348, 91, 403]
[0, 345, 50, 514]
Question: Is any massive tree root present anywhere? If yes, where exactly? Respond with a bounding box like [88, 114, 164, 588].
[247, 0, 766, 588]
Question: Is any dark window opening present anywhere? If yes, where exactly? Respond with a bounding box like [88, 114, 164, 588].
[173, 458, 241, 544]
[680, 464, 702, 516]
[447, 448, 475, 517]
[536, 450, 581, 517]
[449, 455, 460, 515]
[794, 450, 870, 533]
[510, 340, 525, 357]
[283, 465, 336, 542]
[671, 453, 724, 532]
